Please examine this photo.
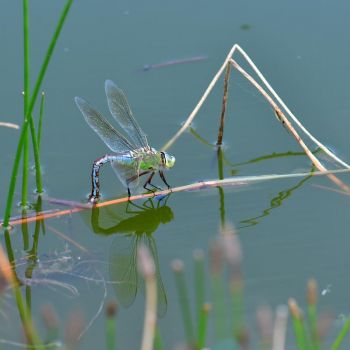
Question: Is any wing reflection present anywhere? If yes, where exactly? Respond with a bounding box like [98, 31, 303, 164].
[89, 196, 174, 317]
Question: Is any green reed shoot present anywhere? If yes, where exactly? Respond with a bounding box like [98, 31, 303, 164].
[106, 301, 117, 350]
[289, 298, 309, 350]
[210, 240, 228, 341]
[307, 279, 319, 350]
[37, 92, 45, 151]
[193, 249, 205, 331]
[21, 0, 30, 206]
[2, 0, 73, 228]
[197, 303, 211, 349]
[331, 314, 350, 350]
[154, 327, 164, 350]
[172, 260, 195, 346]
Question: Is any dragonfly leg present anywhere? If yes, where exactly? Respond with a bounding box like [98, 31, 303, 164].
[143, 172, 161, 192]
[126, 171, 151, 198]
[159, 171, 171, 189]
[89, 155, 118, 203]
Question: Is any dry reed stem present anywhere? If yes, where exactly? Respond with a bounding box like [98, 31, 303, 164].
[229, 58, 350, 193]
[217, 62, 231, 146]
[0, 244, 15, 288]
[272, 305, 288, 350]
[46, 225, 89, 253]
[4, 167, 350, 227]
[0, 121, 19, 129]
[162, 43, 350, 171]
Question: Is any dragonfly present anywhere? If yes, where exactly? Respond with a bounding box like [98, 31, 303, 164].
[75, 80, 176, 202]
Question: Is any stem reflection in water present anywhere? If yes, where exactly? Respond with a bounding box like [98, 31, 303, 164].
[89, 195, 174, 317]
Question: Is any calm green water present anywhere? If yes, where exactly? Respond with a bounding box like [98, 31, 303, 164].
[1, 1, 350, 348]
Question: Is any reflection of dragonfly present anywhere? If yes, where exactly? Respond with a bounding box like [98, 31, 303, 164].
[75, 80, 176, 202]
[89, 197, 173, 317]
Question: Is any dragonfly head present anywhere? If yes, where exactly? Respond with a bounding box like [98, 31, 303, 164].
[160, 151, 175, 169]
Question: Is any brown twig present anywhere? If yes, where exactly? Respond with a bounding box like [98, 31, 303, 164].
[3, 168, 350, 227]
[217, 62, 231, 146]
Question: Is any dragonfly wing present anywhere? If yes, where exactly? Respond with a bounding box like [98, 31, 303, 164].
[75, 96, 135, 153]
[147, 236, 167, 317]
[110, 155, 142, 189]
[109, 235, 138, 308]
[105, 80, 149, 149]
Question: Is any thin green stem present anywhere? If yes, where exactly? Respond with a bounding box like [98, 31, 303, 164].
[197, 304, 211, 349]
[37, 92, 45, 150]
[172, 261, 195, 345]
[21, 0, 30, 206]
[331, 315, 350, 350]
[106, 316, 116, 350]
[29, 115, 42, 193]
[154, 327, 164, 350]
[193, 250, 205, 335]
[2, 0, 74, 227]
[307, 304, 319, 350]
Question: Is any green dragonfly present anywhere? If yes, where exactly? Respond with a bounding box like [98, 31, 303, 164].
[75, 80, 175, 202]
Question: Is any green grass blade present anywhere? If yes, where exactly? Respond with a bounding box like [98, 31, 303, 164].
[21, 0, 30, 206]
[37, 92, 45, 150]
[197, 303, 211, 349]
[172, 260, 195, 346]
[154, 327, 164, 350]
[193, 249, 205, 335]
[106, 301, 117, 350]
[331, 315, 350, 350]
[2, 0, 74, 227]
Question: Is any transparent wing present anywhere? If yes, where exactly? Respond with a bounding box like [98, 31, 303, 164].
[75, 96, 135, 153]
[105, 80, 149, 149]
[146, 236, 167, 317]
[111, 156, 142, 189]
[109, 235, 138, 308]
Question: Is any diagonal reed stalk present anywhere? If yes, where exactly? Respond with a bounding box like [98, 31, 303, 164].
[0, 243, 43, 347]
[2, 0, 74, 228]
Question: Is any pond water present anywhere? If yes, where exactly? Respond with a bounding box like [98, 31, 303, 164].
[1, 0, 350, 349]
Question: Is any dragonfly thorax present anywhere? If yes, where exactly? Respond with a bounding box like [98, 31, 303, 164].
[136, 148, 175, 171]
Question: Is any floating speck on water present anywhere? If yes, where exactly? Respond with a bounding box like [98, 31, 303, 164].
[64, 47, 69, 52]
[321, 284, 332, 296]
[123, 10, 130, 15]
[240, 24, 252, 31]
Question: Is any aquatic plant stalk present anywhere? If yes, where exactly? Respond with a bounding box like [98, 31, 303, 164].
[37, 92, 45, 150]
[138, 245, 157, 350]
[307, 279, 319, 350]
[193, 249, 205, 334]
[2, 0, 73, 228]
[0, 243, 43, 347]
[154, 328, 164, 350]
[172, 260, 195, 345]
[331, 314, 350, 350]
[217, 63, 231, 146]
[288, 299, 308, 350]
[272, 305, 288, 350]
[163, 44, 350, 169]
[228, 58, 350, 194]
[106, 301, 117, 350]
[21, 0, 30, 206]
[162, 44, 350, 196]
[197, 303, 211, 349]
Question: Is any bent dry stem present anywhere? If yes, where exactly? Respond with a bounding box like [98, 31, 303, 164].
[162, 44, 350, 194]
